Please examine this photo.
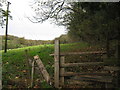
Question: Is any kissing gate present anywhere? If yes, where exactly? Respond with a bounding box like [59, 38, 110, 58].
[50, 39, 120, 88]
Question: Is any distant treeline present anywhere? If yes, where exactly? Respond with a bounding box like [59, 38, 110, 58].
[0, 34, 76, 50]
[1, 35, 53, 50]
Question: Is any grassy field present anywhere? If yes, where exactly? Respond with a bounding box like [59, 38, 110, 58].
[2, 42, 118, 88]
[2, 42, 91, 88]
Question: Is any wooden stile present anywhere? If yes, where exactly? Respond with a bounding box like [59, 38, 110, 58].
[50, 39, 119, 88]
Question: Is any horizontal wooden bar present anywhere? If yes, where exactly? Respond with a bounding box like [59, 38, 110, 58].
[50, 51, 106, 56]
[60, 80, 92, 87]
[60, 72, 110, 77]
[60, 84, 83, 88]
[70, 76, 113, 83]
[61, 62, 104, 67]
[104, 66, 120, 71]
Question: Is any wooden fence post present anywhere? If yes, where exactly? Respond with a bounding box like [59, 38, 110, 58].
[25, 50, 31, 86]
[60, 56, 65, 86]
[34, 55, 51, 84]
[54, 39, 60, 88]
[31, 60, 35, 87]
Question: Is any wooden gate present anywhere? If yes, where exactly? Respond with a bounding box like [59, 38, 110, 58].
[50, 39, 120, 88]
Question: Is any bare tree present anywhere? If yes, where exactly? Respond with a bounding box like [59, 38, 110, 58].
[28, 0, 75, 25]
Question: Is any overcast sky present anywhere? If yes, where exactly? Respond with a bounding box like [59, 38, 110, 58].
[0, 0, 66, 40]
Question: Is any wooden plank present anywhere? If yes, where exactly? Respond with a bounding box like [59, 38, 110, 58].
[31, 60, 35, 87]
[60, 72, 111, 77]
[61, 62, 104, 68]
[104, 66, 120, 71]
[34, 66, 44, 81]
[65, 80, 113, 88]
[62, 84, 82, 88]
[29, 59, 44, 79]
[54, 39, 60, 88]
[60, 56, 65, 86]
[71, 75, 113, 83]
[34, 55, 51, 84]
[50, 51, 106, 56]
[65, 80, 92, 86]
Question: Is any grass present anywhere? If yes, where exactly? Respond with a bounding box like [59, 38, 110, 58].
[2, 42, 117, 88]
[2, 44, 53, 88]
[2, 42, 89, 88]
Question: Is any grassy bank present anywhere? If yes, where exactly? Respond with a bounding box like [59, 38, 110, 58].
[2, 42, 118, 88]
[2, 42, 90, 88]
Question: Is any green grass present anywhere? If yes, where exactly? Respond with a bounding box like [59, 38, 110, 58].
[2, 42, 89, 88]
[2, 44, 53, 88]
[0, 42, 117, 88]
[3, 42, 116, 88]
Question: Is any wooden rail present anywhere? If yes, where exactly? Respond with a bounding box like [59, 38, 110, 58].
[60, 72, 111, 77]
[68, 76, 113, 83]
[61, 62, 104, 68]
[104, 66, 120, 71]
[50, 51, 106, 56]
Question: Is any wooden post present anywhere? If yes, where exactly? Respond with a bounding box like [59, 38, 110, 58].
[54, 39, 60, 88]
[34, 55, 51, 84]
[31, 60, 35, 87]
[25, 50, 31, 86]
[60, 56, 65, 86]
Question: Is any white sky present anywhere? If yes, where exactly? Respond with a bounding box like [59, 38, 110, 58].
[0, 0, 66, 40]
